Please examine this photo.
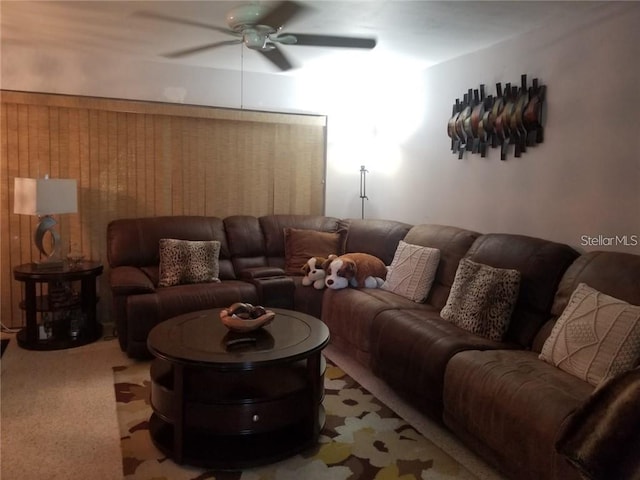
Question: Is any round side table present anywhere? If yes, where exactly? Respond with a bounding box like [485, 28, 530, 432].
[13, 261, 104, 350]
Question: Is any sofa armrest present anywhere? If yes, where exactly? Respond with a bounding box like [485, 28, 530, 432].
[238, 267, 294, 309]
[556, 366, 640, 480]
[239, 266, 287, 280]
[109, 266, 156, 295]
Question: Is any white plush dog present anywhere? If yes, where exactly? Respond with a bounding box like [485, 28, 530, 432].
[301, 255, 335, 289]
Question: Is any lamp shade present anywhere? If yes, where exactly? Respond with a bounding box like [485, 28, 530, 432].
[14, 177, 78, 216]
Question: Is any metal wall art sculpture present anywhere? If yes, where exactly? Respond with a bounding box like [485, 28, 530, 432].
[447, 74, 545, 160]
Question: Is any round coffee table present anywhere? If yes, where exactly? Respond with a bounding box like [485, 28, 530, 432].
[147, 307, 330, 469]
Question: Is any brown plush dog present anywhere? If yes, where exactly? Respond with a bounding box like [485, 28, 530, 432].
[323, 253, 387, 289]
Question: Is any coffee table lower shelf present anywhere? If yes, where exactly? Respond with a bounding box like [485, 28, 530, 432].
[148, 355, 326, 469]
[149, 407, 325, 470]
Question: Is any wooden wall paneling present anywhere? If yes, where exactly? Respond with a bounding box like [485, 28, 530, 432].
[1, 103, 17, 327]
[181, 117, 192, 215]
[106, 111, 117, 224]
[126, 112, 136, 217]
[142, 115, 152, 216]
[115, 111, 127, 219]
[193, 118, 207, 217]
[185, 117, 201, 216]
[169, 116, 183, 215]
[242, 121, 274, 217]
[1, 90, 326, 329]
[125, 113, 137, 218]
[155, 114, 172, 217]
[87, 109, 101, 263]
[202, 118, 216, 217]
[215, 120, 240, 217]
[204, 119, 227, 217]
[76, 108, 88, 256]
[194, 118, 208, 216]
[23, 108, 38, 295]
[133, 114, 145, 218]
[61, 107, 75, 255]
[273, 124, 326, 215]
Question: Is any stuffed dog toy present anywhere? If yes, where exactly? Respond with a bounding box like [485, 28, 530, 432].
[323, 253, 387, 289]
[301, 255, 336, 290]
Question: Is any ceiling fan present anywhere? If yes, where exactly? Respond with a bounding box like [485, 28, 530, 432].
[135, 1, 377, 71]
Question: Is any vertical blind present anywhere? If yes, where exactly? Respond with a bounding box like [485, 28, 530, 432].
[1, 90, 327, 328]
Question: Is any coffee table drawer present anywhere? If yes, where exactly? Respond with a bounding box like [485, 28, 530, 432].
[185, 389, 310, 435]
[150, 357, 323, 433]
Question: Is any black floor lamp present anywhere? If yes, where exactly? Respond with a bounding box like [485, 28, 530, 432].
[360, 165, 368, 219]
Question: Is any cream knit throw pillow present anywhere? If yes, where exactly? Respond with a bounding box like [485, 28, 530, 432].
[382, 240, 440, 302]
[540, 283, 640, 386]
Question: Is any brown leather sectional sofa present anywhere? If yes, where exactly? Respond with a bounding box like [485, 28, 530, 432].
[107, 214, 640, 480]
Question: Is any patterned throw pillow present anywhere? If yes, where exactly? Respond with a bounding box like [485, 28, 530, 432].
[539, 283, 640, 386]
[381, 241, 440, 302]
[441, 258, 521, 341]
[158, 239, 221, 287]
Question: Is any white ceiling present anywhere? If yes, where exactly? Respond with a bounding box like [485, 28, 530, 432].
[1, 1, 612, 75]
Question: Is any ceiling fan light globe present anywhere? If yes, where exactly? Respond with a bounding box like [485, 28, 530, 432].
[243, 29, 267, 49]
[226, 4, 268, 31]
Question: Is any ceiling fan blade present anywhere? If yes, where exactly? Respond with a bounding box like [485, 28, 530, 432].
[163, 40, 241, 58]
[257, 1, 308, 29]
[258, 45, 295, 71]
[285, 33, 377, 49]
[134, 11, 237, 36]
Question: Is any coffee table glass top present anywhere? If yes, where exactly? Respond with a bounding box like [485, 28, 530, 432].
[148, 308, 329, 366]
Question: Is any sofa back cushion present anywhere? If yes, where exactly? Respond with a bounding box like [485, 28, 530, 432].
[464, 233, 579, 348]
[107, 216, 235, 280]
[259, 215, 344, 269]
[224, 215, 267, 275]
[403, 224, 480, 309]
[551, 251, 640, 316]
[533, 251, 640, 353]
[341, 218, 412, 265]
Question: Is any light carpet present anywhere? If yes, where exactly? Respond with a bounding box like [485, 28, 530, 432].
[114, 360, 481, 480]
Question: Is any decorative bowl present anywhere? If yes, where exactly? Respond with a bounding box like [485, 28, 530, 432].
[219, 303, 275, 332]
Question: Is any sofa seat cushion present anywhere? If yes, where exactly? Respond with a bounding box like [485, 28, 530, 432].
[370, 309, 517, 419]
[293, 276, 325, 319]
[321, 288, 436, 365]
[443, 349, 593, 480]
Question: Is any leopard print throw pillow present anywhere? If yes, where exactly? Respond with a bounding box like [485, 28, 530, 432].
[441, 257, 521, 341]
[158, 239, 221, 287]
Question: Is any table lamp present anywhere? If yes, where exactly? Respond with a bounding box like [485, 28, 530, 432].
[14, 176, 78, 269]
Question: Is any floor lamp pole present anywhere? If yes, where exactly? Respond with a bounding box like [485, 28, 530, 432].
[360, 165, 368, 219]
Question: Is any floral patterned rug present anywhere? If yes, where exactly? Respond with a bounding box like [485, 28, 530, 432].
[113, 360, 478, 480]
